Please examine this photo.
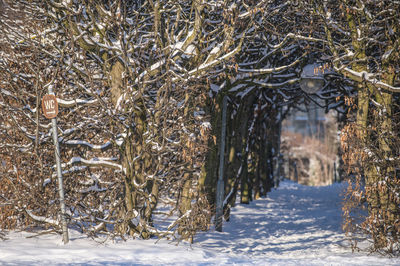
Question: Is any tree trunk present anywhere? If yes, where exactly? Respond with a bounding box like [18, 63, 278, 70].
[199, 96, 221, 208]
[375, 70, 398, 232]
[110, 60, 155, 238]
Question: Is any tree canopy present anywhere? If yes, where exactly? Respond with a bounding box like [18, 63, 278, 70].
[1, 0, 399, 254]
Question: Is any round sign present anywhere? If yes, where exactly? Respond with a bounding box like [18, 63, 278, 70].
[42, 94, 59, 119]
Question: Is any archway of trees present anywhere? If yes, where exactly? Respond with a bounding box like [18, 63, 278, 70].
[1, 0, 399, 254]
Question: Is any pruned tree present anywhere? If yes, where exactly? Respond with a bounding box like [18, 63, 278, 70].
[1, 0, 287, 240]
[296, 0, 400, 253]
[1, 0, 363, 246]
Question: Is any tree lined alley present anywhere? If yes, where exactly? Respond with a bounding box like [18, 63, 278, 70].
[0, 0, 399, 254]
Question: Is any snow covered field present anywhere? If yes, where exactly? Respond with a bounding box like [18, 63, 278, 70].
[1, 180, 399, 265]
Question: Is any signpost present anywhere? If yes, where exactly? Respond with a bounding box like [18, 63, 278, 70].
[215, 95, 227, 232]
[42, 88, 69, 244]
[42, 94, 59, 119]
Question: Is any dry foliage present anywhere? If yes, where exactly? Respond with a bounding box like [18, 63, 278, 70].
[341, 101, 400, 254]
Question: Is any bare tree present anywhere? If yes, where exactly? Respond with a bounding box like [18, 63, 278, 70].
[1, 0, 362, 244]
[290, 0, 400, 253]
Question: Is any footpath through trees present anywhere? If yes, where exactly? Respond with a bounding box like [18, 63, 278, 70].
[0, 0, 399, 254]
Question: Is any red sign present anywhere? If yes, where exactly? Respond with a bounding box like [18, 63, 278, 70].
[42, 94, 58, 119]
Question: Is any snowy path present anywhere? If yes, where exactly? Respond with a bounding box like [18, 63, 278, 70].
[1, 180, 400, 265]
[196, 181, 346, 256]
[194, 181, 390, 265]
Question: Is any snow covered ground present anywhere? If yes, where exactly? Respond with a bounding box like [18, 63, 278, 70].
[1, 180, 399, 265]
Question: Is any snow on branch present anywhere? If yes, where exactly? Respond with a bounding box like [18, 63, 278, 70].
[62, 140, 112, 152]
[25, 210, 59, 226]
[62, 157, 123, 171]
[186, 36, 244, 78]
[268, 33, 327, 50]
[237, 56, 303, 75]
[57, 98, 97, 108]
[340, 67, 400, 92]
[252, 78, 300, 88]
[166, 210, 192, 232]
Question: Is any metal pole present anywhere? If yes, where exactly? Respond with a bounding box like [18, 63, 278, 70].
[274, 109, 282, 188]
[48, 87, 69, 244]
[333, 162, 337, 183]
[215, 95, 227, 232]
[284, 153, 289, 180]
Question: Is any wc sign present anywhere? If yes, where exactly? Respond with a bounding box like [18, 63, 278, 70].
[42, 94, 59, 119]
[41, 90, 69, 244]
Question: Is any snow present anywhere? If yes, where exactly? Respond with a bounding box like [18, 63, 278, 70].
[1, 180, 400, 265]
[57, 98, 97, 107]
[63, 140, 112, 151]
[62, 157, 122, 171]
[184, 44, 197, 56]
[382, 48, 393, 61]
[201, 121, 212, 130]
[339, 67, 400, 92]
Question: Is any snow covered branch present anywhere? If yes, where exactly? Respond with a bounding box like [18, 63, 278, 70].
[340, 67, 400, 93]
[62, 157, 122, 171]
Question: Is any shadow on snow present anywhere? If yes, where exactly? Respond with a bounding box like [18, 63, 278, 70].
[194, 180, 347, 256]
